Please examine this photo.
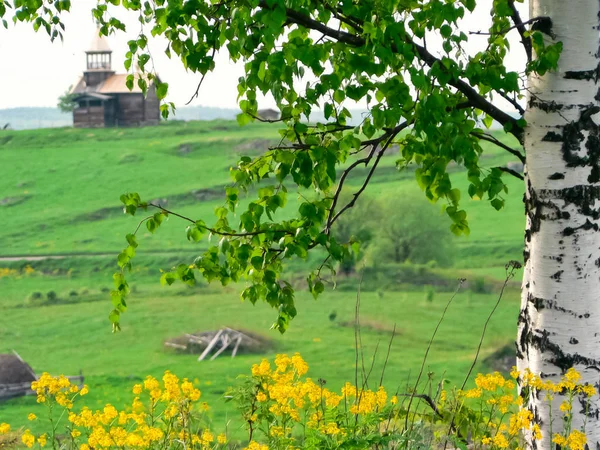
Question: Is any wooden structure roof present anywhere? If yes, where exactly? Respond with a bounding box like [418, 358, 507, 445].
[0, 353, 36, 384]
[70, 73, 156, 96]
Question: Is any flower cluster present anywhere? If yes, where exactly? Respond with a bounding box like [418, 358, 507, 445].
[0, 265, 34, 279]
[5, 372, 226, 450]
[454, 367, 596, 450]
[1, 358, 596, 450]
[229, 353, 402, 448]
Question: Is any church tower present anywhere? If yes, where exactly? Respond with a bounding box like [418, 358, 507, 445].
[83, 29, 115, 88]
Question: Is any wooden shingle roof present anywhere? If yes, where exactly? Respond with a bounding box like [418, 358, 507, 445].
[0, 354, 36, 384]
[70, 73, 158, 96]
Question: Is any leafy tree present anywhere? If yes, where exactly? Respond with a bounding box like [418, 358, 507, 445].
[57, 87, 77, 113]
[334, 191, 454, 271]
[368, 191, 455, 267]
[5, 0, 600, 445]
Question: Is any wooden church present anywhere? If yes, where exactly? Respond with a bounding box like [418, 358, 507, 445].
[70, 30, 161, 128]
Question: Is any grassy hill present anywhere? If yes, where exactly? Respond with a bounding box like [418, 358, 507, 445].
[0, 120, 525, 437]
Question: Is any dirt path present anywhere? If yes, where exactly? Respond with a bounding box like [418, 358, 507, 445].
[0, 250, 197, 262]
[0, 253, 116, 262]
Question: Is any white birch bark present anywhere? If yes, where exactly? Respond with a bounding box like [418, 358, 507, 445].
[517, 0, 600, 447]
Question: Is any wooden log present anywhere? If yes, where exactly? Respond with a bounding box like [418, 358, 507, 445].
[165, 342, 187, 350]
[198, 329, 223, 361]
[186, 334, 207, 344]
[223, 327, 260, 344]
[231, 336, 243, 358]
[210, 335, 232, 361]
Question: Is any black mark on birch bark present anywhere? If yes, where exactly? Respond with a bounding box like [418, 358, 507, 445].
[531, 330, 600, 372]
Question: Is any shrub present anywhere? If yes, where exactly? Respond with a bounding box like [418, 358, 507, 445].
[333, 190, 455, 274]
[471, 277, 489, 293]
[46, 291, 58, 303]
[26, 291, 44, 305]
[424, 285, 435, 303]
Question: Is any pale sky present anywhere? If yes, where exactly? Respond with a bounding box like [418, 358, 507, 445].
[0, 0, 527, 111]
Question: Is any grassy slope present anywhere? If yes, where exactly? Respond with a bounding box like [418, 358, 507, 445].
[0, 120, 524, 434]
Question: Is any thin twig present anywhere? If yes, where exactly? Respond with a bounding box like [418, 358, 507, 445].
[185, 46, 216, 105]
[472, 131, 525, 164]
[379, 324, 397, 387]
[404, 279, 465, 430]
[133, 215, 154, 235]
[497, 166, 524, 180]
[327, 127, 405, 231]
[147, 203, 291, 238]
[361, 340, 381, 392]
[468, 15, 547, 39]
[396, 393, 443, 419]
[353, 274, 362, 415]
[496, 90, 525, 115]
[248, 112, 290, 123]
[459, 261, 521, 391]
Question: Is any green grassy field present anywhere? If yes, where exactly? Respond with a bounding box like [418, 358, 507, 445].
[0, 120, 525, 436]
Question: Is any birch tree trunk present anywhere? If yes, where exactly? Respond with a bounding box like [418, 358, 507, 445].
[517, 0, 600, 447]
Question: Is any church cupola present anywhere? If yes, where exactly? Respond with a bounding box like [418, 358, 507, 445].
[83, 28, 115, 87]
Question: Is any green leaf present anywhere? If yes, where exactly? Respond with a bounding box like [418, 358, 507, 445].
[108, 309, 120, 324]
[156, 82, 169, 100]
[257, 60, 266, 81]
[236, 112, 252, 126]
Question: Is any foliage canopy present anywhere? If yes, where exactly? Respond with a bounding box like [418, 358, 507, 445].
[1, 0, 561, 331]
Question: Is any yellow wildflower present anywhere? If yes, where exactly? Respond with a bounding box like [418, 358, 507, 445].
[291, 353, 309, 375]
[581, 384, 597, 397]
[532, 423, 542, 440]
[510, 366, 519, 379]
[79, 385, 89, 396]
[256, 391, 267, 402]
[244, 441, 269, 450]
[464, 388, 482, 398]
[376, 386, 387, 408]
[201, 430, 214, 444]
[21, 430, 35, 448]
[132, 384, 143, 395]
[164, 404, 178, 419]
[324, 422, 342, 435]
[493, 432, 509, 448]
[553, 434, 568, 447]
[560, 400, 571, 412]
[181, 379, 201, 401]
[270, 426, 284, 437]
[217, 433, 227, 444]
[0, 423, 10, 434]
[143, 376, 160, 391]
[567, 429, 587, 450]
[38, 433, 47, 447]
[251, 360, 271, 377]
[27, 413, 36, 421]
